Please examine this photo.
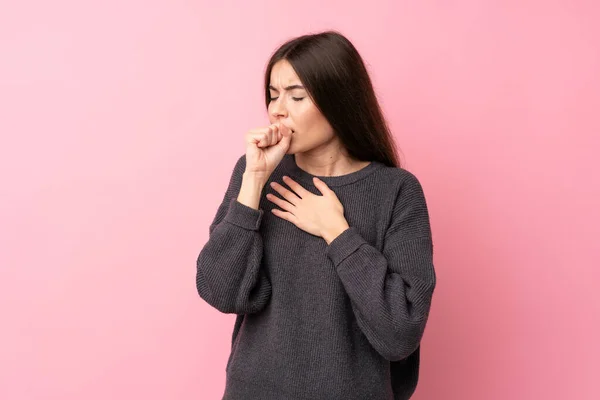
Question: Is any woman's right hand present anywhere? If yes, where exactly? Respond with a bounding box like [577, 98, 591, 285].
[244, 122, 293, 179]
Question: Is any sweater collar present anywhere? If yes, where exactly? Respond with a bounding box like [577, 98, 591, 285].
[281, 154, 383, 187]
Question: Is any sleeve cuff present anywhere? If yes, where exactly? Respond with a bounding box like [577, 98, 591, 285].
[223, 197, 264, 231]
[325, 226, 366, 268]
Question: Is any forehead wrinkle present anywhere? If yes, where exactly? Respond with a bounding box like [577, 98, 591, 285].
[270, 65, 301, 90]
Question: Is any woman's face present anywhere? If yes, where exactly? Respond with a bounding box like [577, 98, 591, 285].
[267, 59, 335, 153]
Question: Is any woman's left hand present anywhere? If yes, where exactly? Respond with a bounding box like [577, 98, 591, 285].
[267, 176, 350, 245]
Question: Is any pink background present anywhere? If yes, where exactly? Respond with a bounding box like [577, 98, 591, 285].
[1, 1, 598, 399]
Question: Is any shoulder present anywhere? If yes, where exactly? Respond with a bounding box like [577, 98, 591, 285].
[218, 153, 248, 195]
[376, 165, 432, 238]
[372, 165, 431, 226]
[233, 153, 247, 172]
[227, 153, 247, 184]
[375, 164, 427, 198]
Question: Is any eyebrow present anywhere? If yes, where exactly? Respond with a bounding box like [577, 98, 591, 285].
[268, 84, 305, 92]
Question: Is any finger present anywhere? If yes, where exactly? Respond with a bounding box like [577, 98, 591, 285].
[248, 126, 275, 147]
[275, 127, 286, 146]
[266, 193, 294, 212]
[248, 126, 274, 135]
[282, 176, 309, 198]
[275, 123, 283, 142]
[268, 124, 277, 146]
[271, 208, 299, 225]
[313, 177, 332, 196]
[272, 125, 280, 145]
[254, 126, 273, 147]
[279, 123, 291, 136]
[268, 125, 276, 146]
[248, 131, 271, 148]
[270, 181, 301, 205]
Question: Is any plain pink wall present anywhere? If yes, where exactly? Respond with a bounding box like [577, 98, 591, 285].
[1, 1, 598, 399]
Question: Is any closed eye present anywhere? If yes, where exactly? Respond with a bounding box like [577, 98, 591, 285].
[270, 97, 305, 102]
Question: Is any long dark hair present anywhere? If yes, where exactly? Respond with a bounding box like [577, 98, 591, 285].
[264, 30, 401, 168]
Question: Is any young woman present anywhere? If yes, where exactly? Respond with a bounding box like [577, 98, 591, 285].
[197, 30, 436, 400]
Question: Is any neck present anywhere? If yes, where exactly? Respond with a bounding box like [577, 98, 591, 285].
[293, 149, 368, 177]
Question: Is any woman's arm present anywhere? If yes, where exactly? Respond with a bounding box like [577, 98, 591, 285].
[196, 155, 272, 314]
[325, 172, 436, 361]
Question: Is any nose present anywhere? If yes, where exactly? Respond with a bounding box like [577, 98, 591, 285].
[270, 97, 288, 118]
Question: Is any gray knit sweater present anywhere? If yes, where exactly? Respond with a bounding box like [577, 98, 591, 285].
[197, 153, 436, 400]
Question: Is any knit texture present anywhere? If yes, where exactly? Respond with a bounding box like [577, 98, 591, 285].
[197, 153, 436, 400]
